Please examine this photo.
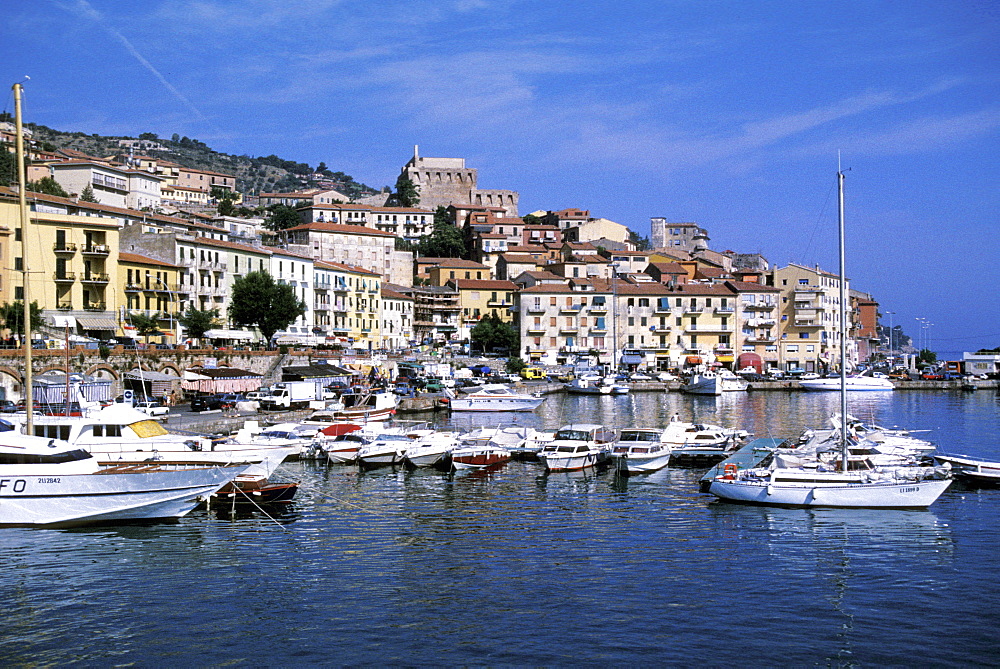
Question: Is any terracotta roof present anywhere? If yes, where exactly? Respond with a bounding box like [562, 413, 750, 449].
[0, 187, 190, 227]
[381, 286, 413, 300]
[648, 261, 687, 274]
[197, 237, 273, 255]
[314, 260, 379, 275]
[452, 279, 518, 290]
[270, 248, 315, 261]
[369, 206, 433, 214]
[118, 252, 178, 268]
[725, 280, 781, 293]
[500, 254, 543, 263]
[283, 222, 396, 237]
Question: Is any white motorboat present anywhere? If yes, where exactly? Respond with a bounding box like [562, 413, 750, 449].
[564, 376, 611, 395]
[538, 424, 616, 472]
[450, 443, 512, 470]
[403, 431, 459, 469]
[449, 384, 544, 412]
[661, 417, 747, 466]
[357, 433, 413, 469]
[0, 426, 247, 527]
[681, 371, 748, 395]
[709, 169, 950, 509]
[16, 404, 296, 477]
[608, 428, 673, 474]
[933, 454, 1000, 484]
[799, 375, 895, 392]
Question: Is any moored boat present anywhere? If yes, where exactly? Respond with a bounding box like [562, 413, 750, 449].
[538, 424, 615, 472]
[449, 384, 544, 412]
[609, 428, 673, 474]
[934, 453, 1000, 485]
[450, 443, 512, 470]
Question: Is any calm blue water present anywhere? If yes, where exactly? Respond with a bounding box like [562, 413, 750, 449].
[2, 390, 999, 666]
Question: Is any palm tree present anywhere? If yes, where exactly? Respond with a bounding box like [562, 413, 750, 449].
[127, 311, 163, 347]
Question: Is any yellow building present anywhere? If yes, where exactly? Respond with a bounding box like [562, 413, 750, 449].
[315, 261, 382, 350]
[0, 187, 122, 338]
[449, 278, 516, 341]
[119, 252, 181, 344]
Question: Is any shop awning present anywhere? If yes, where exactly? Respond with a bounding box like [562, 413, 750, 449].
[716, 355, 734, 363]
[204, 329, 255, 340]
[50, 315, 76, 328]
[77, 316, 118, 330]
[621, 354, 643, 365]
[685, 356, 703, 365]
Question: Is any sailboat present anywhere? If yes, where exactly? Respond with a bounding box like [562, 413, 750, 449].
[0, 83, 247, 527]
[708, 168, 952, 508]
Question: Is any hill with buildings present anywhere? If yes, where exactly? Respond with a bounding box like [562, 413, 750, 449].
[11, 116, 379, 200]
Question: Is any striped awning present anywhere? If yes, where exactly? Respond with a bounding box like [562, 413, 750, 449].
[77, 316, 118, 330]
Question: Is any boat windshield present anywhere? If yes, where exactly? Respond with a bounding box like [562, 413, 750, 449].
[128, 420, 170, 438]
[619, 431, 660, 442]
[555, 429, 591, 441]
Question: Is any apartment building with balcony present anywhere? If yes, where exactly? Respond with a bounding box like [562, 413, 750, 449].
[283, 221, 411, 286]
[48, 160, 164, 210]
[311, 260, 381, 349]
[728, 280, 783, 372]
[449, 279, 517, 341]
[119, 252, 180, 344]
[381, 285, 415, 351]
[771, 263, 850, 373]
[0, 189, 122, 337]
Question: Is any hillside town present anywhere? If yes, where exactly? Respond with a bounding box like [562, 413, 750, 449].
[2, 125, 901, 379]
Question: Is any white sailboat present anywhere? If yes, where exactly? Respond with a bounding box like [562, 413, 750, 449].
[709, 168, 951, 508]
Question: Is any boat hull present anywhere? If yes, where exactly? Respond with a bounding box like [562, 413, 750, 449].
[450, 398, 543, 411]
[709, 477, 952, 508]
[541, 451, 604, 472]
[610, 451, 673, 474]
[799, 378, 895, 391]
[0, 465, 245, 527]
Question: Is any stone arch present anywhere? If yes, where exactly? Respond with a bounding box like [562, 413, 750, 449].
[157, 363, 182, 377]
[39, 364, 72, 375]
[86, 364, 120, 381]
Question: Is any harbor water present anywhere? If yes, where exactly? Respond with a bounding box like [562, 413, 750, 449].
[3, 389, 999, 665]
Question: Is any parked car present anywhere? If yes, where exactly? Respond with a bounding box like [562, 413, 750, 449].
[190, 394, 226, 412]
[799, 372, 821, 380]
[889, 369, 910, 380]
[656, 372, 679, 382]
[629, 372, 654, 381]
[0, 400, 15, 413]
[135, 401, 169, 417]
[921, 370, 944, 380]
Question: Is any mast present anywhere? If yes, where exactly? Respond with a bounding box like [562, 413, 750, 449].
[13, 82, 33, 433]
[838, 167, 848, 470]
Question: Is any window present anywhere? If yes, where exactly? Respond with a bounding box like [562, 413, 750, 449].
[798, 279, 809, 285]
[787, 345, 799, 352]
[799, 332, 810, 339]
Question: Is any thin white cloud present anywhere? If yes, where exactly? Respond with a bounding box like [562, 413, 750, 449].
[56, 0, 209, 122]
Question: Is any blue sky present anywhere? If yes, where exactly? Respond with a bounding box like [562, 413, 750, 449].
[3, 0, 998, 351]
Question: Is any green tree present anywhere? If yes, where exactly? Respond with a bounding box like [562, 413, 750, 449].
[0, 301, 44, 337]
[127, 311, 162, 345]
[522, 213, 544, 225]
[264, 204, 302, 231]
[394, 174, 420, 207]
[217, 197, 235, 216]
[628, 229, 651, 251]
[505, 356, 527, 374]
[79, 184, 99, 202]
[178, 307, 219, 343]
[228, 271, 306, 344]
[28, 176, 69, 198]
[417, 206, 466, 258]
[0, 149, 17, 187]
[469, 314, 518, 355]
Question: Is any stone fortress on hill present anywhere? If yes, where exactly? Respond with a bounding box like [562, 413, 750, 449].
[398, 146, 519, 216]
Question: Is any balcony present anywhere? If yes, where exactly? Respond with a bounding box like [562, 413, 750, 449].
[80, 273, 110, 284]
[794, 321, 824, 328]
[745, 335, 777, 343]
[683, 306, 704, 314]
[54, 272, 76, 283]
[559, 325, 578, 334]
[53, 243, 77, 254]
[487, 298, 511, 308]
[743, 302, 776, 311]
[314, 303, 330, 311]
[559, 303, 582, 313]
[685, 323, 732, 333]
[125, 282, 143, 292]
[56, 302, 73, 311]
[589, 303, 608, 313]
[654, 303, 672, 314]
[81, 244, 110, 257]
[651, 324, 671, 333]
[83, 302, 106, 311]
[714, 306, 735, 314]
